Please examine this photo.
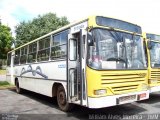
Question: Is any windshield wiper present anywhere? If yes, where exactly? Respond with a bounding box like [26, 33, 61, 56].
[106, 57, 126, 63]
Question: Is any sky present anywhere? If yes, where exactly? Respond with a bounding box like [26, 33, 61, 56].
[0, 0, 160, 37]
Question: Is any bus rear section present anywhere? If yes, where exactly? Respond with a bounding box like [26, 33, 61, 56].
[144, 33, 160, 93]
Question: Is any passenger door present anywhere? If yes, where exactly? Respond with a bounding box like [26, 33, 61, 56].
[67, 29, 87, 106]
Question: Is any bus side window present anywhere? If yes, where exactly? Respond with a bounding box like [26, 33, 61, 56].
[20, 46, 28, 64]
[37, 37, 50, 62]
[28, 42, 37, 63]
[14, 50, 20, 65]
[51, 30, 67, 60]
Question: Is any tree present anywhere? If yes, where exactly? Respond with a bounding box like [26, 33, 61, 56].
[0, 23, 12, 59]
[15, 13, 69, 46]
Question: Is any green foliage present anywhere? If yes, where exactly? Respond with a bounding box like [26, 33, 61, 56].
[0, 24, 12, 59]
[15, 13, 69, 47]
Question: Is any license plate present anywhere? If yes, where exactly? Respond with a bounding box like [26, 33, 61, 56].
[118, 95, 137, 104]
[138, 93, 146, 100]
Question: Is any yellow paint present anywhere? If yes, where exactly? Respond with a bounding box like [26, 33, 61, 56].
[86, 66, 148, 98]
[143, 33, 160, 88]
[86, 16, 148, 98]
[87, 16, 142, 36]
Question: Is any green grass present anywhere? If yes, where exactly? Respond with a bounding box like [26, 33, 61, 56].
[0, 81, 9, 86]
[0, 81, 15, 89]
[0, 69, 6, 75]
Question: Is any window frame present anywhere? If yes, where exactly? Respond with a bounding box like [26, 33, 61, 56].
[14, 49, 20, 65]
[51, 30, 68, 60]
[20, 45, 28, 64]
[37, 36, 51, 62]
[27, 42, 37, 63]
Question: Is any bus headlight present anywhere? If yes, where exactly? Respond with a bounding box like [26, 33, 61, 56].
[94, 89, 107, 95]
[141, 83, 148, 90]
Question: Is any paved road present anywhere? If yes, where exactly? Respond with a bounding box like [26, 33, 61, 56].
[0, 75, 6, 81]
[0, 89, 160, 120]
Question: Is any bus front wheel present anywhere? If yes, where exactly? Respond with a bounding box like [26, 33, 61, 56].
[57, 85, 73, 111]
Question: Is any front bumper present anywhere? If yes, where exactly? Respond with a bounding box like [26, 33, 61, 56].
[87, 90, 149, 108]
[149, 86, 160, 93]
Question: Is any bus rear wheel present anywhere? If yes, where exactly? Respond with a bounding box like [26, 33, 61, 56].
[15, 80, 22, 94]
[57, 85, 73, 111]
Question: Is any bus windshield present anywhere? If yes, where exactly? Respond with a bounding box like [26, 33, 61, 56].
[87, 28, 147, 70]
[150, 41, 160, 68]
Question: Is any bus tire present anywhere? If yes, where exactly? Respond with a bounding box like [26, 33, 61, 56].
[15, 79, 22, 94]
[57, 85, 73, 111]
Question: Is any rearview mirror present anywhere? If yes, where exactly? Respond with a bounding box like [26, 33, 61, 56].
[87, 32, 94, 46]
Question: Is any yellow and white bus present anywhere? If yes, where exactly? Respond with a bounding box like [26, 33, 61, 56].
[143, 33, 160, 93]
[6, 15, 149, 111]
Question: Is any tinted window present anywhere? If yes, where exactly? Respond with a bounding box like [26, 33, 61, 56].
[61, 31, 68, 44]
[28, 42, 37, 63]
[51, 30, 68, 60]
[37, 37, 50, 61]
[146, 33, 160, 41]
[53, 34, 61, 46]
[96, 16, 142, 34]
[29, 42, 37, 53]
[14, 50, 20, 65]
[20, 46, 28, 64]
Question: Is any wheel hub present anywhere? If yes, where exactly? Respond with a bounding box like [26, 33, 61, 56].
[59, 91, 66, 105]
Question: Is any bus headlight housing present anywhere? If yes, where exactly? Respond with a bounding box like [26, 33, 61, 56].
[141, 83, 148, 90]
[94, 89, 107, 95]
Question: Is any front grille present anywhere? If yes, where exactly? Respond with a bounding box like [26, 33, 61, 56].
[151, 69, 160, 83]
[101, 72, 146, 94]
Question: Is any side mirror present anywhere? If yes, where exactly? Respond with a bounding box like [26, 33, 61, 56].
[87, 32, 94, 46]
[147, 40, 152, 49]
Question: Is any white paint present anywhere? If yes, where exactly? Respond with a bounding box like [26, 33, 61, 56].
[19, 77, 66, 97]
[87, 90, 149, 108]
[7, 60, 67, 97]
[70, 21, 88, 33]
[149, 86, 160, 93]
[6, 22, 89, 104]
